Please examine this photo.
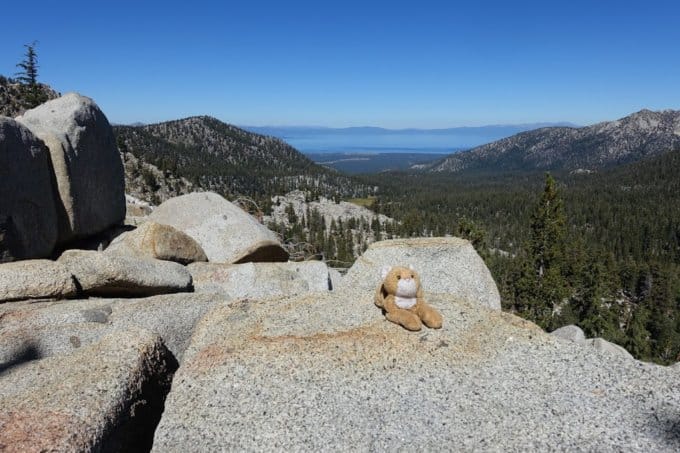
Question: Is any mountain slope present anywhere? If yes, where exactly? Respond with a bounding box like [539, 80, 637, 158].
[427, 109, 680, 173]
[114, 117, 370, 202]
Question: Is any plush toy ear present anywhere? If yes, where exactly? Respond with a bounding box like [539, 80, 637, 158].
[380, 266, 392, 280]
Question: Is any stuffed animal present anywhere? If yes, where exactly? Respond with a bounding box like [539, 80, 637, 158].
[375, 265, 443, 331]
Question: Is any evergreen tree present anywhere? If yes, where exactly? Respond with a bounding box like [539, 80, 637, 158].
[515, 174, 570, 329]
[15, 41, 47, 108]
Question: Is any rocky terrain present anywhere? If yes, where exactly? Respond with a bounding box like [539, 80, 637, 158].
[0, 94, 678, 451]
[426, 109, 680, 173]
[268, 190, 392, 229]
[0, 76, 59, 117]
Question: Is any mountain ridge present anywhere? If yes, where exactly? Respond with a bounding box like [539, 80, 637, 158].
[425, 109, 680, 173]
[113, 115, 371, 204]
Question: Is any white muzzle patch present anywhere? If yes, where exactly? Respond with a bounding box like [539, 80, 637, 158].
[395, 278, 417, 308]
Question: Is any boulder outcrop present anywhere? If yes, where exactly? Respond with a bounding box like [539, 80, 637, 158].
[58, 250, 192, 297]
[106, 221, 208, 264]
[152, 290, 679, 452]
[17, 93, 125, 244]
[0, 328, 176, 452]
[149, 192, 288, 263]
[0, 118, 59, 260]
[188, 261, 330, 298]
[550, 324, 586, 344]
[0, 259, 77, 302]
[343, 237, 501, 310]
[0, 293, 230, 364]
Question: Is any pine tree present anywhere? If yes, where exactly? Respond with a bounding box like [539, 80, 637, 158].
[517, 173, 570, 329]
[15, 42, 47, 109]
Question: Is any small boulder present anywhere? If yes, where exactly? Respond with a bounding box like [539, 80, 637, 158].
[0, 118, 59, 260]
[343, 237, 501, 310]
[17, 93, 125, 244]
[149, 192, 288, 263]
[58, 250, 192, 297]
[0, 328, 176, 452]
[550, 325, 586, 344]
[106, 221, 208, 264]
[188, 261, 330, 299]
[0, 260, 77, 303]
[585, 337, 634, 359]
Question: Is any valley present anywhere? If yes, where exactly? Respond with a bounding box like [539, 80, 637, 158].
[108, 107, 680, 365]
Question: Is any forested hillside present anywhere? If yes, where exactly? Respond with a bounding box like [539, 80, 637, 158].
[359, 148, 680, 364]
[114, 117, 373, 207]
[426, 109, 680, 173]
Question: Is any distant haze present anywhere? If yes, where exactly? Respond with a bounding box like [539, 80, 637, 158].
[243, 123, 576, 154]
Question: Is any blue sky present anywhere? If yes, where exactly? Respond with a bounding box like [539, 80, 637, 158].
[2, 1, 679, 127]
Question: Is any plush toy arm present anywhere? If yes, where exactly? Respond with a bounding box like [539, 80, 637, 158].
[415, 301, 443, 329]
[375, 285, 386, 308]
[383, 295, 422, 331]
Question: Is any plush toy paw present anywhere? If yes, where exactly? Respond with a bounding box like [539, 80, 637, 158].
[387, 310, 423, 331]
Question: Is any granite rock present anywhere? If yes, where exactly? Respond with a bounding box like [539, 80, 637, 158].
[0, 293, 228, 363]
[585, 337, 635, 359]
[58, 249, 192, 297]
[343, 237, 501, 310]
[550, 324, 586, 344]
[0, 259, 77, 303]
[17, 93, 125, 243]
[149, 192, 288, 263]
[152, 290, 680, 452]
[0, 328, 176, 452]
[0, 118, 58, 260]
[106, 221, 208, 264]
[188, 261, 330, 298]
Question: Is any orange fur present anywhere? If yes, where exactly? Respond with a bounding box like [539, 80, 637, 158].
[375, 266, 443, 331]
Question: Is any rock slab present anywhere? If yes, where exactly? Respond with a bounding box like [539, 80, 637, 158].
[149, 192, 288, 263]
[343, 237, 501, 310]
[0, 118, 58, 260]
[106, 221, 208, 264]
[0, 259, 77, 303]
[0, 293, 229, 364]
[152, 290, 680, 452]
[0, 328, 176, 452]
[59, 249, 192, 297]
[17, 93, 125, 243]
[188, 261, 330, 299]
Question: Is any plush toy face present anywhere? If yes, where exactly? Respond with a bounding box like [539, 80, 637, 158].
[381, 265, 420, 302]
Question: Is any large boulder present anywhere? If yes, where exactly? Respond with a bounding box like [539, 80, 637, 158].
[0, 118, 58, 260]
[149, 192, 288, 263]
[152, 290, 680, 452]
[58, 250, 192, 297]
[0, 293, 229, 364]
[343, 237, 501, 310]
[0, 322, 112, 368]
[106, 221, 208, 264]
[0, 328, 176, 452]
[17, 93, 125, 244]
[0, 260, 77, 303]
[188, 261, 330, 299]
[108, 293, 230, 362]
